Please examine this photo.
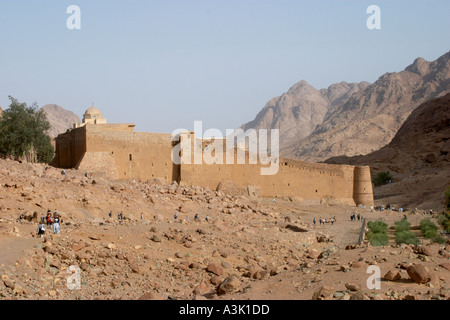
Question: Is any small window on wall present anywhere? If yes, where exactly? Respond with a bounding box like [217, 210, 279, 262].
[129, 154, 133, 161]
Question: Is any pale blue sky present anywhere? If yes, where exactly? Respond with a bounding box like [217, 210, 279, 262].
[0, 0, 449, 134]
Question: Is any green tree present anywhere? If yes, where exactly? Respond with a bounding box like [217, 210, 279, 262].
[0, 96, 54, 163]
[372, 171, 393, 187]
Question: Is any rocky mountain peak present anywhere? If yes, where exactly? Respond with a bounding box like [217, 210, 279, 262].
[405, 57, 430, 76]
[41, 104, 80, 138]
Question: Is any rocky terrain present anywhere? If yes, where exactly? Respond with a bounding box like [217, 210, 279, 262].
[41, 104, 80, 138]
[0, 158, 448, 300]
[327, 93, 450, 210]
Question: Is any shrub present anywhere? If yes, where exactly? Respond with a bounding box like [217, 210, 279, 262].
[373, 171, 393, 187]
[432, 235, 446, 244]
[367, 221, 389, 234]
[394, 219, 411, 232]
[395, 230, 419, 246]
[367, 232, 389, 246]
[367, 220, 389, 246]
[437, 211, 450, 233]
[420, 218, 438, 239]
[423, 228, 438, 240]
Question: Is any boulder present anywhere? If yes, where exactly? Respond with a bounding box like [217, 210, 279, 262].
[206, 263, 223, 276]
[418, 245, 439, 256]
[439, 262, 450, 271]
[312, 286, 335, 300]
[350, 292, 370, 300]
[217, 276, 241, 295]
[193, 282, 209, 295]
[407, 265, 431, 284]
[345, 283, 361, 292]
[384, 270, 401, 281]
[306, 249, 320, 260]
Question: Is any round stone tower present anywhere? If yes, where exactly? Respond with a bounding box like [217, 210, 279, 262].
[353, 166, 374, 206]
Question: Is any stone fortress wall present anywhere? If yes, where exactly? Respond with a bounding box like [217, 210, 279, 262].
[52, 108, 374, 206]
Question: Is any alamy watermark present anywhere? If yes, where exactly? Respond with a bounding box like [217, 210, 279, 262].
[66, 5, 81, 30]
[66, 265, 81, 290]
[171, 121, 280, 176]
[366, 5, 381, 30]
[366, 265, 382, 290]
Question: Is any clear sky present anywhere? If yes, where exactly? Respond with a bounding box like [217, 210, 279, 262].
[0, 0, 449, 134]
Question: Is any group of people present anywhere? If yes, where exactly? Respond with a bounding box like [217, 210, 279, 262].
[174, 212, 209, 222]
[350, 212, 361, 221]
[37, 209, 61, 237]
[313, 217, 336, 226]
[374, 205, 404, 212]
[108, 211, 126, 222]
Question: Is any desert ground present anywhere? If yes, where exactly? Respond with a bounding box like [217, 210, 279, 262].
[0, 158, 448, 300]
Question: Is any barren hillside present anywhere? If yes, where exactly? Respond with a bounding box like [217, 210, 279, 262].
[326, 93, 450, 210]
[241, 81, 370, 150]
[286, 51, 450, 162]
[0, 159, 448, 301]
[41, 104, 80, 138]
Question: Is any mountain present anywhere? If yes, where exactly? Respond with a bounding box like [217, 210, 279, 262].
[41, 104, 80, 138]
[326, 93, 450, 210]
[240, 80, 370, 150]
[285, 51, 450, 162]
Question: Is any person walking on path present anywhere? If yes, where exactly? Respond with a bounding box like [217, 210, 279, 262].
[313, 218, 316, 226]
[46, 211, 53, 227]
[37, 222, 46, 238]
[53, 218, 60, 235]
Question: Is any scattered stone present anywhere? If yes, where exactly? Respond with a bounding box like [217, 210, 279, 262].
[206, 263, 223, 276]
[217, 276, 241, 295]
[193, 282, 209, 295]
[312, 286, 335, 300]
[439, 262, 450, 271]
[384, 270, 402, 281]
[407, 265, 431, 284]
[138, 292, 162, 300]
[345, 283, 361, 292]
[151, 235, 162, 243]
[350, 292, 370, 300]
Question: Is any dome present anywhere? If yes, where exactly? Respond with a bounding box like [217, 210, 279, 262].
[84, 107, 103, 120]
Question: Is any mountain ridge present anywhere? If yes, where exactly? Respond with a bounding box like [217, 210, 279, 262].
[282, 50, 450, 162]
